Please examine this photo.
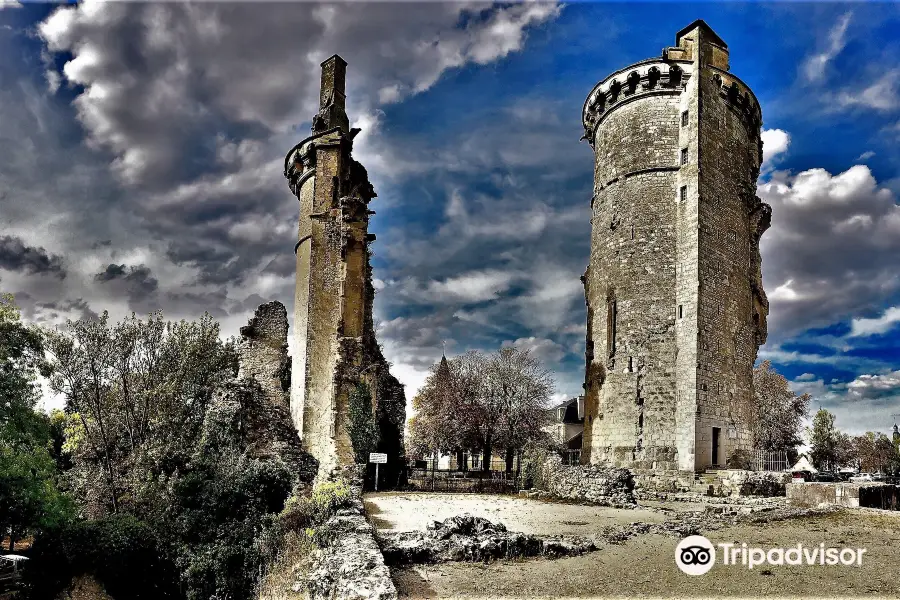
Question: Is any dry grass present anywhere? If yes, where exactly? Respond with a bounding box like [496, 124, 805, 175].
[256, 530, 317, 600]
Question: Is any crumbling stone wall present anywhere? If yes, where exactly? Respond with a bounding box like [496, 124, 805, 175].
[538, 455, 635, 507]
[580, 20, 769, 472]
[284, 55, 405, 482]
[238, 301, 291, 408]
[232, 301, 318, 481]
[300, 466, 397, 600]
[787, 482, 899, 510]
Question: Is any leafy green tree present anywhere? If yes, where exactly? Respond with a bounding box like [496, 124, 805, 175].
[750, 361, 810, 453]
[0, 293, 73, 549]
[809, 408, 841, 470]
[43, 311, 238, 515]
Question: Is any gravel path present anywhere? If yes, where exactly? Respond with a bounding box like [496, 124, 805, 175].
[389, 508, 900, 598]
[363, 492, 665, 538]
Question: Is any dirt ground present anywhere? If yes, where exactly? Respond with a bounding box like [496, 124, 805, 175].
[366, 493, 900, 599]
[364, 492, 665, 538]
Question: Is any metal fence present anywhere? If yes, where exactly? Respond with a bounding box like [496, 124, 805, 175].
[404, 467, 521, 493]
[749, 450, 789, 472]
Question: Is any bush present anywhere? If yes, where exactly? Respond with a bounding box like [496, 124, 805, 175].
[726, 448, 753, 470]
[23, 514, 180, 600]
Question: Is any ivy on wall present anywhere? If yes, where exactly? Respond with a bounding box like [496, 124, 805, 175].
[347, 381, 378, 464]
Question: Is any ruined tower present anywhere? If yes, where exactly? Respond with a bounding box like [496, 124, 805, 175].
[284, 56, 406, 482]
[580, 21, 770, 472]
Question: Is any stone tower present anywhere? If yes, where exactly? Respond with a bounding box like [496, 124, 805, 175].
[284, 56, 406, 481]
[580, 21, 770, 472]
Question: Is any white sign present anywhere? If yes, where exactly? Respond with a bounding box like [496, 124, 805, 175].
[369, 452, 387, 464]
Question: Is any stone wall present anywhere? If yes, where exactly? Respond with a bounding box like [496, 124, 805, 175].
[787, 482, 900, 510]
[300, 467, 397, 600]
[538, 455, 635, 507]
[633, 469, 790, 498]
[235, 302, 318, 480]
[238, 301, 291, 408]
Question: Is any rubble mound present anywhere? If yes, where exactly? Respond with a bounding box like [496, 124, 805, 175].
[378, 514, 596, 565]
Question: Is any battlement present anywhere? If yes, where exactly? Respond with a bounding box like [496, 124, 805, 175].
[582, 60, 692, 144]
[709, 69, 762, 135]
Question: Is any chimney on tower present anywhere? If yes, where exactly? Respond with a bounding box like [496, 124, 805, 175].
[314, 54, 349, 134]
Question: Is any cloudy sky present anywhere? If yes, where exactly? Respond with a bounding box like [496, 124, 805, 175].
[2, 1, 899, 438]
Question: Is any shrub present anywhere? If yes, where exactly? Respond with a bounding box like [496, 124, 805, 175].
[23, 514, 180, 600]
[726, 448, 753, 470]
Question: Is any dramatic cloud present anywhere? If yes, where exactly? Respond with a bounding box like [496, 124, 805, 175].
[38, 1, 560, 186]
[759, 164, 900, 338]
[849, 306, 900, 338]
[0, 235, 66, 278]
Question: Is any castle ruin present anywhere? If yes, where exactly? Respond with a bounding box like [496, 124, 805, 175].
[580, 21, 770, 472]
[284, 56, 406, 483]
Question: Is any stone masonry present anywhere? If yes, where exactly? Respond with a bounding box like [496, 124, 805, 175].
[580, 21, 770, 472]
[284, 56, 406, 483]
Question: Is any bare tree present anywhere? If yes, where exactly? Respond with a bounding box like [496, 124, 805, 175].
[484, 347, 553, 472]
[409, 347, 553, 473]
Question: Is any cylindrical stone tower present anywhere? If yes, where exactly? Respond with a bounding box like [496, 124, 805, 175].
[580, 20, 771, 473]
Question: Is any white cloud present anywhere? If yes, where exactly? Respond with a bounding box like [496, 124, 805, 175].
[856, 150, 875, 161]
[397, 269, 516, 305]
[835, 68, 900, 112]
[759, 163, 900, 337]
[802, 12, 852, 82]
[847, 370, 900, 398]
[849, 305, 900, 337]
[501, 336, 566, 364]
[761, 128, 790, 172]
[0, 0, 21, 10]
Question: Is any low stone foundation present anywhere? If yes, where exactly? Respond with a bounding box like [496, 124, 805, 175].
[634, 469, 790, 499]
[787, 482, 900, 510]
[539, 455, 635, 507]
[379, 515, 596, 565]
[300, 467, 397, 600]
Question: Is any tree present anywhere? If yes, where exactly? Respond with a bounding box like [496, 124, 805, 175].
[852, 432, 898, 473]
[809, 408, 841, 470]
[747, 361, 810, 453]
[347, 382, 378, 464]
[409, 348, 554, 472]
[484, 347, 553, 472]
[0, 293, 73, 549]
[43, 311, 238, 516]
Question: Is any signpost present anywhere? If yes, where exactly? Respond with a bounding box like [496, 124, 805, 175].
[369, 452, 387, 491]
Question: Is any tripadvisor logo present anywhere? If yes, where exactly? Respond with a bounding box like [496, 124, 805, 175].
[675, 535, 867, 575]
[675, 535, 716, 575]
